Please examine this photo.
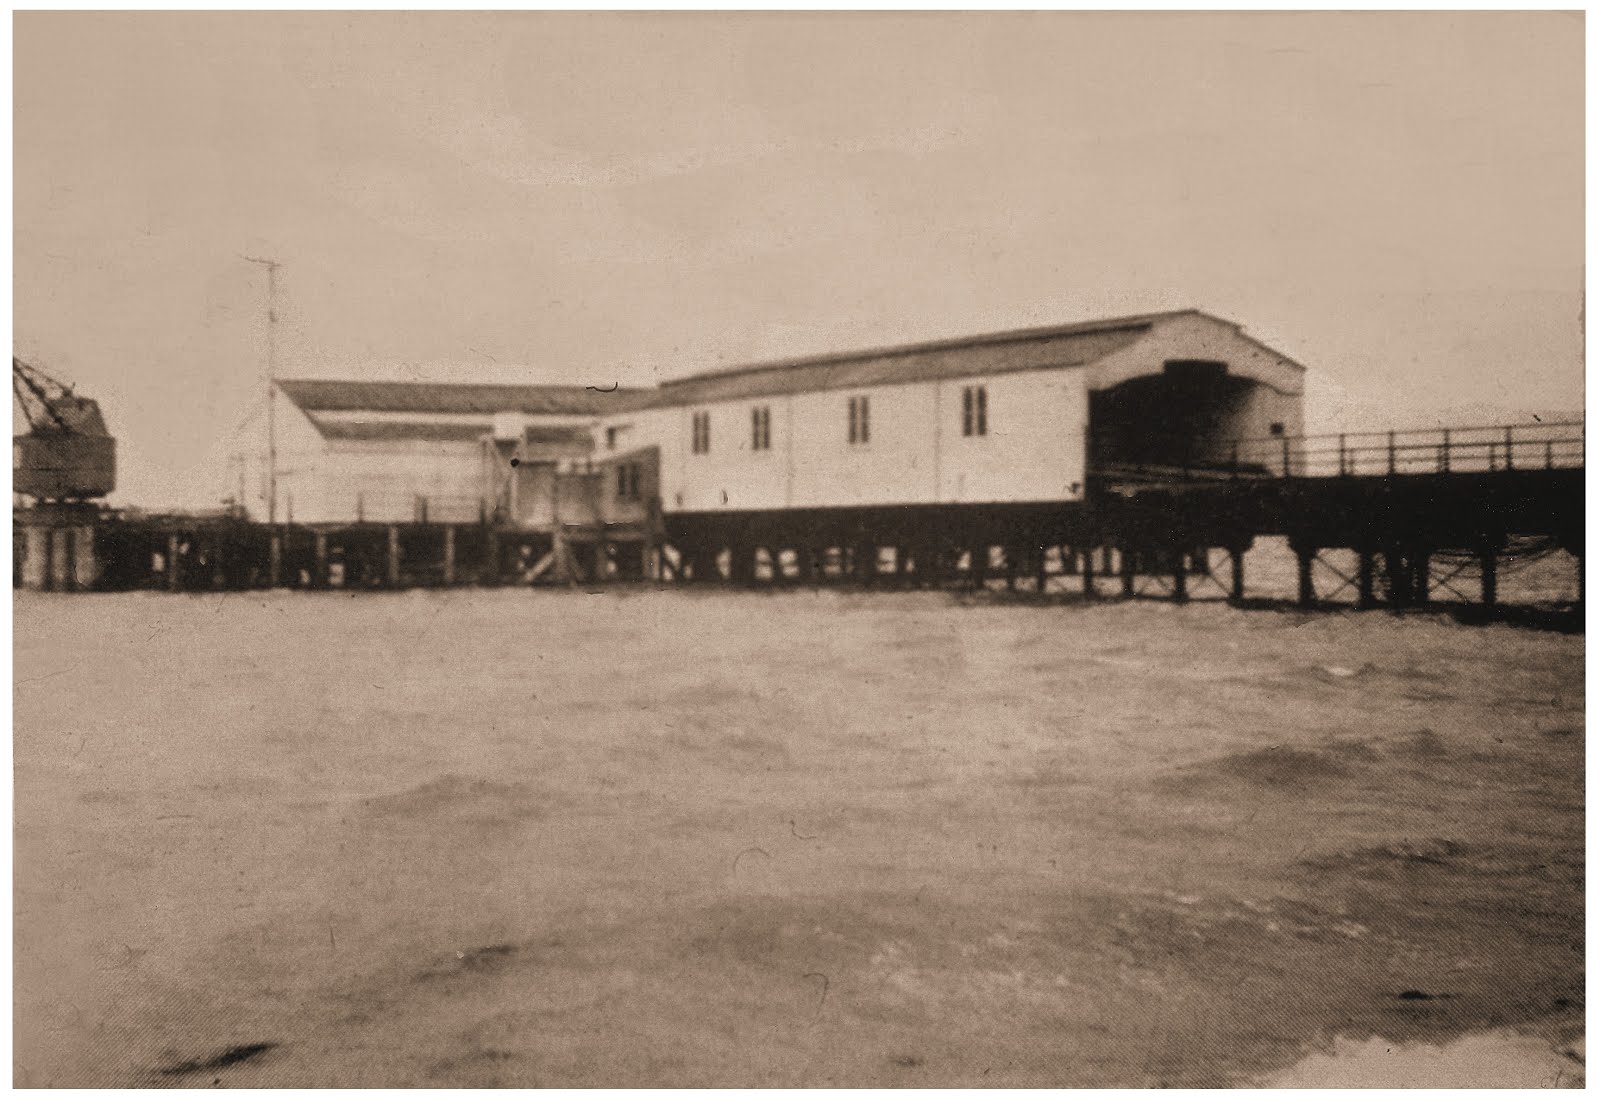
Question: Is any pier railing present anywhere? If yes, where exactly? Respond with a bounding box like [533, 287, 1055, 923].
[279, 490, 486, 527]
[1239, 420, 1584, 478]
[1096, 420, 1585, 482]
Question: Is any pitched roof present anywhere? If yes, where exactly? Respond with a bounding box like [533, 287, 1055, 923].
[644, 310, 1216, 407]
[314, 420, 487, 443]
[312, 417, 600, 455]
[277, 379, 646, 417]
[524, 425, 595, 448]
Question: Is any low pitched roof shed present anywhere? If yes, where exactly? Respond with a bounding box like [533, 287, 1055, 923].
[277, 379, 645, 417]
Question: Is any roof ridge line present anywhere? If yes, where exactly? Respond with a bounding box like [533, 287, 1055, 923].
[659, 309, 1218, 388]
[276, 378, 644, 391]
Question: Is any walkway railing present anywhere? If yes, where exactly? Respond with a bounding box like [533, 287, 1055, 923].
[1098, 420, 1585, 481]
[277, 491, 487, 526]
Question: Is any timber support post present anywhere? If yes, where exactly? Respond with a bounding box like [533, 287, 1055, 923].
[970, 543, 989, 590]
[20, 527, 46, 590]
[928, 542, 947, 589]
[483, 527, 500, 586]
[1120, 545, 1136, 599]
[1294, 542, 1317, 608]
[51, 530, 71, 591]
[386, 525, 401, 587]
[800, 544, 819, 585]
[1357, 550, 1376, 609]
[71, 525, 96, 591]
[1229, 545, 1246, 604]
[313, 531, 328, 589]
[167, 533, 182, 592]
[1171, 548, 1188, 603]
[442, 526, 456, 586]
[1479, 545, 1498, 607]
[1385, 550, 1409, 609]
[269, 531, 283, 588]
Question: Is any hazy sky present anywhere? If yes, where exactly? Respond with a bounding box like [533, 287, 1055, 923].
[14, 11, 1584, 508]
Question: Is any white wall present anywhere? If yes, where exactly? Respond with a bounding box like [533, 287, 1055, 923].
[233, 397, 325, 522]
[236, 398, 490, 525]
[1086, 312, 1306, 398]
[598, 366, 1090, 515]
[234, 394, 614, 525]
[936, 369, 1089, 503]
[287, 440, 485, 524]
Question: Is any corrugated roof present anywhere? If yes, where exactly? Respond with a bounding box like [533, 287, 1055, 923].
[525, 425, 595, 450]
[278, 310, 1273, 421]
[315, 419, 598, 450]
[315, 420, 487, 443]
[643, 310, 1211, 407]
[278, 379, 646, 416]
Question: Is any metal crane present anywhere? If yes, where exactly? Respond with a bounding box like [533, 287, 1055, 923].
[12, 356, 116, 502]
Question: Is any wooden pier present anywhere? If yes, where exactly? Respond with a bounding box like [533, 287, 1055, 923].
[13, 509, 659, 593]
[14, 421, 1584, 622]
[652, 420, 1585, 620]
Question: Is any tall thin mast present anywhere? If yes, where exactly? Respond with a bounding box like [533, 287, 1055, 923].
[242, 255, 281, 524]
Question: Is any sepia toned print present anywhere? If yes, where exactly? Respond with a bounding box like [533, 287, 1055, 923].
[13, 10, 1583, 1088]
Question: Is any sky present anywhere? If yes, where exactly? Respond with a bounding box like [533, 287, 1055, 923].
[13, 11, 1585, 509]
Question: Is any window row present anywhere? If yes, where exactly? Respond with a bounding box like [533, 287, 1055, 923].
[686, 386, 989, 455]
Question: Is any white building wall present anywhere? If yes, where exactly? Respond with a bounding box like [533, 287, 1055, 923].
[677, 399, 794, 512]
[290, 441, 486, 524]
[237, 398, 492, 524]
[597, 365, 1091, 515]
[598, 406, 684, 507]
[234, 398, 324, 523]
[1085, 312, 1305, 399]
[785, 382, 936, 509]
[235, 390, 615, 525]
[1084, 313, 1305, 467]
[937, 369, 1089, 504]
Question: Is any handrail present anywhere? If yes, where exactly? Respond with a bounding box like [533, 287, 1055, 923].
[1093, 419, 1584, 481]
[1252, 420, 1584, 444]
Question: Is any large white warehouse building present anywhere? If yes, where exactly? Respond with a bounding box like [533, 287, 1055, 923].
[241, 309, 1304, 583]
[599, 309, 1303, 521]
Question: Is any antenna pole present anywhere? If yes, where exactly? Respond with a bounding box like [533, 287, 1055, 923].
[242, 256, 281, 525]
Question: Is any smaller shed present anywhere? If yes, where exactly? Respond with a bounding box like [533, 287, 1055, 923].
[243, 379, 643, 526]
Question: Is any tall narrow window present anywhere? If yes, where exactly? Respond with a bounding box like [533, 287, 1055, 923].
[613, 463, 641, 499]
[848, 396, 871, 445]
[962, 385, 988, 437]
[751, 405, 771, 451]
[691, 411, 711, 455]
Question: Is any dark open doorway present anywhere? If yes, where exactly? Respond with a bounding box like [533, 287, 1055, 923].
[1088, 360, 1262, 472]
